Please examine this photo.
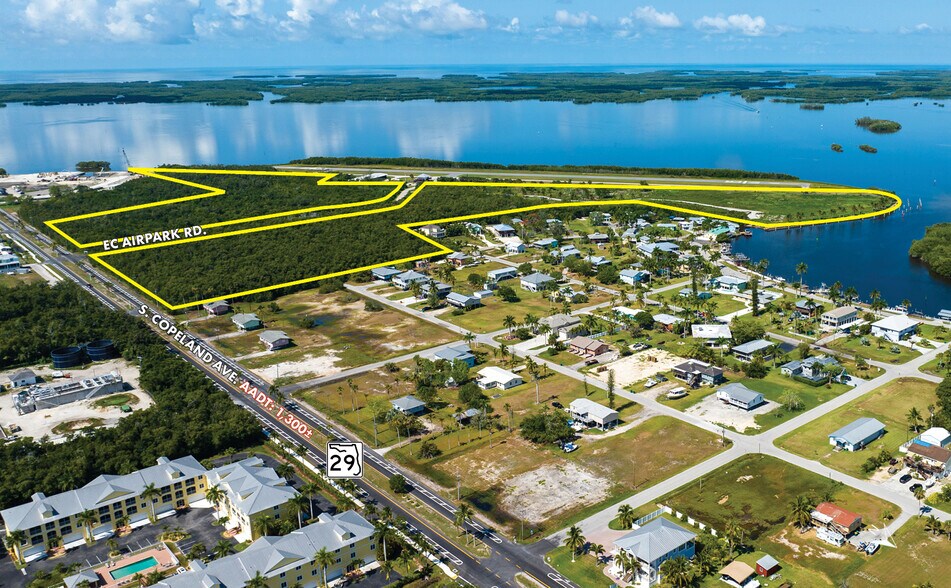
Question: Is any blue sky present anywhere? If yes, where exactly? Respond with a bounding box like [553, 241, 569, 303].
[1, 0, 949, 71]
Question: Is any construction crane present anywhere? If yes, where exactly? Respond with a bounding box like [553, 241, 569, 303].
[121, 148, 131, 170]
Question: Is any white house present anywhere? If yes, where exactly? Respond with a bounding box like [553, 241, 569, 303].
[505, 241, 526, 254]
[821, 306, 859, 331]
[520, 272, 556, 292]
[8, 369, 38, 388]
[829, 417, 885, 451]
[476, 366, 523, 390]
[716, 383, 765, 410]
[393, 270, 429, 290]
[870, 315, 919, 342]
[568, 398, 619, 430]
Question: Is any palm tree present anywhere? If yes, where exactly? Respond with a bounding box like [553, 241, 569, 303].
[503, 315, 517, 334]
[275, 462, 296, 481]
[795, 262, 808, 294]
[77, 509, 98, 543]
[253, 515, 275, 538]
[616, 504, 636, 529]
[213, 539, 233, 560]
[724, 517, 743, 556]
[914, 485, 927, 514]
[591, 543, 605, 563]
[246, 571, 268, 588]
[289, 494, 309, 528]
[314, 546, 335, 587]
[205, 485, 225, 517]
[925, 515, 943, 535]
[301, 482, 320, 522]
[141, 483, 161, 522]
[659, 555, 693, 588]
[789, 495, 814, 529]
[5, 530, 26, 564]
[564, 525, 586, 563]
[145, 571, 164, 586]
[187, 542, 206, 561]
[463, 331, 476, 347]
[908, 407, 923, 433]
[374, 521, 393, 562]
[455, 503, 473, 545]
[114, 514, 130, 533]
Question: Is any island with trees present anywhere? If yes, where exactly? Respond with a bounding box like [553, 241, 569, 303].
[855, 116, 902, 133]
[859, 144, 878, 153]
[909, 223, 951, 278]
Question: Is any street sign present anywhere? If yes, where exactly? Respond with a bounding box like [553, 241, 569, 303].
[327, 441, 364, 479]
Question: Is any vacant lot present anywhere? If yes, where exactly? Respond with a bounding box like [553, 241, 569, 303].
[659, 454, 895, 586]
[777, 378, 938, 478]
[190, 290, 456, 382]
[392, 414, 723, 537]
[850, 517, 951, 587]
[827, 335, 921, 364]
[444, 286, 612, 333]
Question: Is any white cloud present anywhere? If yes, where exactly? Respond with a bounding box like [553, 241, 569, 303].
[899, 22, 932, 34]
[500, 16, 519, 33]
[694, 13, 767, 36]
[554, 9, 597, 28]
[284, 0, 337, 26]
[23, 0, 102, 41]
[626, 6, 680, 29]
[337, 0, 487, 38]
[105, 0, 200, 43]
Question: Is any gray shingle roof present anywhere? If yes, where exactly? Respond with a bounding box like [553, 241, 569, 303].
[157, 511, 373, 588]
[614, 518, 696, 564]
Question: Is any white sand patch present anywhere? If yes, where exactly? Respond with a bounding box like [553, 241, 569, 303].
[685, 393, 777, 433]
[500, 462, 611, 524]
[250, 351, 344, 382]
[592, 348, 687, 388]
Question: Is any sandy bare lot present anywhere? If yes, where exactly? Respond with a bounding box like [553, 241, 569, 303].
[500, 462, 612, 524]
[685, 393, 777, 433]
[0, 359, 151, 442]
[592, 348, 687, 388]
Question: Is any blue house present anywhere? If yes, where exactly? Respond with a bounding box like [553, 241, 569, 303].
[371, 267, 402, 281]
[434, 344, 477, 367]
[613, 518, 696, 586]
[391, 395, 427, 415]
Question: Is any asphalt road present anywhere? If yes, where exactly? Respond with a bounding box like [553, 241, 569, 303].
[0, 214, 574, 588]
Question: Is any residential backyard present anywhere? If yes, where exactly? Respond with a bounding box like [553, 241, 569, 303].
[776, 377, 939, 478]
[850, 517, 951, 588]
[736, 368, 851, 431]
[442, 285, 613, 333]
[656, 454, 896, 587]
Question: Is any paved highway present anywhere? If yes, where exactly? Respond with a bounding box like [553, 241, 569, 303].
[0, 213, 574, 588]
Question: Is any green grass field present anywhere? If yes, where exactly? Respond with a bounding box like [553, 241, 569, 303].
[737, 369, 850, 431]
[444, 286, 613, 333]
[0, 272, 43, 288]
[545, 547, 612, 588]
[91, 393, 139, 408]
[658, 454, 895, 586]
[850, 517, 951, 587]
[827, 335, 921, 364]
[776, 378, 938, 478]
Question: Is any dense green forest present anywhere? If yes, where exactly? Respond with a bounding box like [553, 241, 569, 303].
[0, 282, 260, 509]
[22, 173, 395, 244]
[288, 156, 799, 180]
[909, 223, 951, 278]
[3, 70, 951, 107]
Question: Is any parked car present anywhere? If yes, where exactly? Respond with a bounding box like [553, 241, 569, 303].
[887, 466, 899, 475]
[899, 474, 913, 484]
[910, 483, 924, 493]
[656, 374, 668, 382]
[552, 401, 564, 409]
[584, 358, 599, 366]
[889, 457, 899, 465]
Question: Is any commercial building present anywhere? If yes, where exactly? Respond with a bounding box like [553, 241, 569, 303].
[205, 456, 300, 542]
[828, 418, 885, 452]
[156, 511, 376, 588]
[8, 369, 39, 388]
[14, 372, 124, 414]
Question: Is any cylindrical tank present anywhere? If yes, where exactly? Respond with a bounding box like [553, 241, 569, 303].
[51, 346, 85, 368]
[85, 339, 117, 361]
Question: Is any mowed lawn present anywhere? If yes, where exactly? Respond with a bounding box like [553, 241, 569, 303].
[851, 517, 951, 588]
[827, 335, 922, 364]
[777, 378, 938, 478]
[737, 368, 850, 431]
[187, 290, 456, 375]
[660, 454, 895, 586]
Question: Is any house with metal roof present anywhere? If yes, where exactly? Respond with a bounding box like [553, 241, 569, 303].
[371, 266, 403, 281]
[871, 314, 920, 342]
[446, 292, 482, 310]
[8, 369, 38, 388]
[539, 313, 583, 336]
[259, 330, 291, 351]
[755, 554, 780, 577]
[232, 313, 263, 331]
[156, 511, 375, 588]
[446, 251, 471, 267]
[486, 267, 518, 283]
[520, 272, 556, 292]
[557, 245, 582, 260]
[716, 383, 765, 411]
[620, 268, 651, 285]
[434, 344, 476, 367]
[612, 518, 696, 586]
[205, 456, 300, 543]
[781, 355, 844, 383]
[587, 232, 610, 244]
[203, 300, 231, 316]
[568, 398, 619, 430]
[391, 395, 427, 415]
[488, 224, 517, 238]
[710, 275, 748, 293]
[691, 324, 732, 344]
[812, 502, 862, 536]
[821, 306, 859, 331]
[420, 281, 452, 298]
[637, 242, 680, 256]
[828, 417, 885, 452]
[532, 237, 559, 249]
[939, 309, 951, 321]
[393, 270, 429, 290]
[731, 339, 773, 363]
[476, 366, 523, 390]
[419, 224, 446, 239]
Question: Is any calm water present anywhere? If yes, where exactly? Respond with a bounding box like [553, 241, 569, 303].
[1, 88, 949, 312]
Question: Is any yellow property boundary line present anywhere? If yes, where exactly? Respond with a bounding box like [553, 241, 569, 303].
[46, 167, 406, 249]
[46, 168, 901, 310]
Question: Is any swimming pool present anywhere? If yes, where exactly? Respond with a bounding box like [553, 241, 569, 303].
[109, 555, 159, 580]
